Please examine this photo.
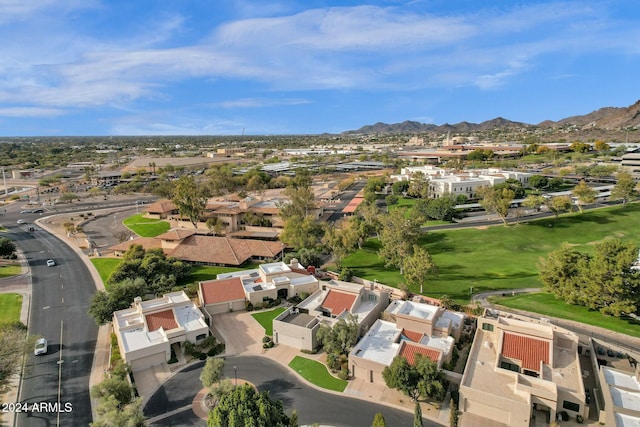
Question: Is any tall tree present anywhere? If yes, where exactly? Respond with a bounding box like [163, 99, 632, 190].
[478, 186, 515, 226]
[611, 172, 638, 205]
[378, 209, 424, 272]
[407, 171, 430, 198]
[544, 195, 573, 219]
[523, 194, 545, 212]
[200, 357, 225, 388]
[322, 218, 361, 269]
[402, 245, 438, 294]
[0, 237, 16, 258]
[383, 354, 447, 402]
[316, 315, 359, 356]
[172, 175, 210, 228]
[280, 215, 324, 249]
[538, 244, 590, 305]
[572, 180, 596, 213]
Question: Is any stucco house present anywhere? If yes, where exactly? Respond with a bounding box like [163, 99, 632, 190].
[112, 291, 209, 372]
[198, 260, 319, 319]
[458, 310, 587, 427]
[272, 280, 390, 352]
[348, 299, 463, 385]
[108, 229, 285, 266]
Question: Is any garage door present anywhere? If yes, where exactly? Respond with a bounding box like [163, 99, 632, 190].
[130, 352, 166, 372]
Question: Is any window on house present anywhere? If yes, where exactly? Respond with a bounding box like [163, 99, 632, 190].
[196, 334, 206, 341]
[500, 361, 520, 372]
[523, 369, 539, 378]
[562, 401, 580, 412]
[481, 323, 494, 332]
[368, 294, 377, 302]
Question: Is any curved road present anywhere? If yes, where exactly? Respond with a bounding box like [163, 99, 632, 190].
[2, 207, 97, 427]
[144, 356, 442, 427]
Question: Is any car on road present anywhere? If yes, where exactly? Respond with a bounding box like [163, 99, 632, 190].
[46, 259, 56, 267]
[17, 219, 25, 224]
[20, 209, 32, 214]
[34, 338, 48, 356]
[31, 208, 44, 213]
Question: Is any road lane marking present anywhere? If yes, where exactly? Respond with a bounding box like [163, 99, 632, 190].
[57, 320, 63, 427]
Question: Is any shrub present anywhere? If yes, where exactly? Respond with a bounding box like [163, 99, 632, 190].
[576, 415, 584, 424]
[338, 367, 349, 380]
[246, 301, 254, 311]
[168, 357, 178, 364]
[198, 352, 207, 360]
[338, 267, 353, 281]
[262, 336, 272, 344]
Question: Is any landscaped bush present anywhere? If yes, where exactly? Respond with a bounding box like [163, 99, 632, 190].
[262, 336, 272, 344]
[198, 352, 207, 360]
[246, 301, 254, 311]
[338, 367, 349, 380]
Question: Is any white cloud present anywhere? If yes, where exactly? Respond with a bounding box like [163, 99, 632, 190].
[218, 98, 310, 108]
[0, 107, 65, 117]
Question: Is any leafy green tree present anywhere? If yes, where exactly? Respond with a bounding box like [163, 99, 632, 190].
[528, 175, 548, 190]
[280, 186, 317, 220]
[466, 149, 493, 161]
[200, 357, 225, 388]
[478, 186, 515, 226]
[316, 315, 359, 356]
[423, 195, 456, 221]
[356, 202, 382, 239]
[289, 409, 298, 427]
[544, 195, 573, 219]
[572, 180, 596, 213]
[523, 194, 545, 212]
[494, 178, 525, 199]
[611, 172, 639, 205]
[539, 240, 640, 316]
[538, 244, 590, 305]
[383, 355, 448, 402]
[407, 171, 430, 198]
[392, 180, 409, 195]
[208, 383, 290, 427]
[322, 218, 362, 268]
[280, 215, 324, 249]
[414, 401, 423, 427]
[402, 245, 438, 294]
[0, 237, 16, 258]
[372, 413, 387, 427]
[91, 377, 134, 408]
[570, 141, 590, 153]
[90, 395, 145, 427]
[378, 209, 424, 272]
[172, 175, 210, 228]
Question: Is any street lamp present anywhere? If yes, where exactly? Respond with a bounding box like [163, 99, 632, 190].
[234, 365, 237, 386]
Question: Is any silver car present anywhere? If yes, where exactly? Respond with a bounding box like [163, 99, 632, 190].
[34, 338, 48, 356]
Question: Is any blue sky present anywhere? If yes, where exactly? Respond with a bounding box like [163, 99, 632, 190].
[1, 0, 639, 136]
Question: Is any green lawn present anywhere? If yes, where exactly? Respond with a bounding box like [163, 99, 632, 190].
[0, 293, 23, 324]
[490, 293, 640, 338]
[251, 307, 286, 336]
[0, 263, 21, 278]
[341, 203, 640, 301]
[123, 213, 170, 237]
[288, 356, 347, 392]
[91, 257, 124, 285]
[89, 257, 260, 289]
[185, 263, 260, 285]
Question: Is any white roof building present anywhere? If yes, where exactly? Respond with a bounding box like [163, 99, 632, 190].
[113, 291, 209, 371]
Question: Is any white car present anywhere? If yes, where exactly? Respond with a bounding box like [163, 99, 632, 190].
[34, 338, 48, 356]
[46, 259, 56, 267]
[17, 219, 25, 224]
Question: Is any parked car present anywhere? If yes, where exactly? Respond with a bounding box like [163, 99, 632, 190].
[34, 338, 48, 356]
[46, 259, 56, 267]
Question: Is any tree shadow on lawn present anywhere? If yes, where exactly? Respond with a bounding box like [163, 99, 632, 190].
[527, 212, 613, 229]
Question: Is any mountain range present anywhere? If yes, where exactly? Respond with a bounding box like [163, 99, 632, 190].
[345, 100, 640, 136]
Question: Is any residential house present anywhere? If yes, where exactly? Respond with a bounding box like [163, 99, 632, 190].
[458, 310, 587, 427]
[273, 280, 390, 352]
[348, 299, 463, 385]
[108, 229, 285, 266]
[198, 260, 319, 319]
[112, 291, 209, 372]
[588, 338, 640, 427]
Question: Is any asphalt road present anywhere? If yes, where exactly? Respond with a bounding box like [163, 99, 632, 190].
[4, 206, 97, 427]
[144, 356, 442, 427]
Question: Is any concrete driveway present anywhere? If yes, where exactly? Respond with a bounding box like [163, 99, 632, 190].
[210, 311, 265, 356]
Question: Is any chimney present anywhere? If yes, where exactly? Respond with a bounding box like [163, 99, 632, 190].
[133, 296, 142, 310]
[290, 258, 300, 269]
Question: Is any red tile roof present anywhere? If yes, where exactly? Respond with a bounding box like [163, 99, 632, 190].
[501, 332, 550, 372]
[321, 290, 357, 315]
[342, 197, 365, 214]
[156, 228, 197, 241]
[401, 329, 424, 343]
[200, 277, 245, 305]
[145, 309, 178, 331]
[146, 199, 178, 214]
[399, 341, 441, 365]
[109, 238, 164, 253]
